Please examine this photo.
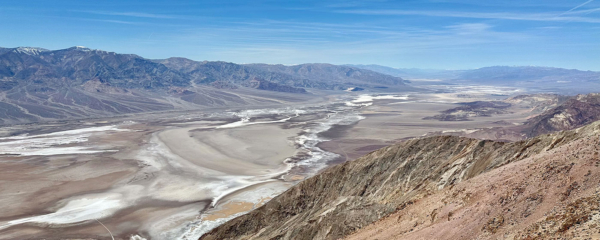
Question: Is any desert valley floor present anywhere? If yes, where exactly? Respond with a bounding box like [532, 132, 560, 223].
[0, 84, 557, 240]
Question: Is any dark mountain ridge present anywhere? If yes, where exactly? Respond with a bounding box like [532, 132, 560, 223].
[158, 58, 323, 90]
[0, 46, 412, 124]
[0, 46, 189, 89]
[1, 46, 409, 92]
[156, 58, 408, 90]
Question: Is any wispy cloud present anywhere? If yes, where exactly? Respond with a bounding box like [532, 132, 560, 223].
[563, 7, 600, 15]
[55, 16, 143, 25]
[335, 9, 600, 23]
[98, 19, 141, 25]
[77, 10, 178, 19]
[168, 18, 531, 58]
[445, 23, 492, 34]
[560, 0, 595, 16]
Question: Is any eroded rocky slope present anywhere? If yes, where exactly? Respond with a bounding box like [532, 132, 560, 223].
[346, 125, 600, 239]
[523, 93, 600, 137]
[200, 121, 600, 240]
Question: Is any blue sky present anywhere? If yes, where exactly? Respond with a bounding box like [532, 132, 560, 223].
[1, 0, 599, 70]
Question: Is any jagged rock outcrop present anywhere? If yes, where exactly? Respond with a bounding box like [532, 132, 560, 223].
[200, 120, 600, 240]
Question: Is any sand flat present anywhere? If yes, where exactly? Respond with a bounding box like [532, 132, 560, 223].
[0, 120, 303, 239]
[320, 92, 543, 162]
[202, 201, 254, 221]
[0, 90, 546, 239]
[159, 124, 299, 175]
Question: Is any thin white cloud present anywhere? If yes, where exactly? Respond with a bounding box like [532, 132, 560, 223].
[63, 17, 142, 25]
[99, 19, 141, 25]
[563, 7, 600, 15]
[335, 9, 600, 23]
[445, 23, 492, 33]
[168, 18, 530, 57]
[77, 10, 178, 19]
[560, 0, 595, 16]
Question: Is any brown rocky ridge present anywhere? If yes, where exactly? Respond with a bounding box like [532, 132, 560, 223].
[522, 93, 600, 137]
[200, 120, 600, 240]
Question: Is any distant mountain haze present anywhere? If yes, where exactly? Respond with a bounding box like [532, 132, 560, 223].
[348, 64, 600, 91]
[346, 64, 465, 80]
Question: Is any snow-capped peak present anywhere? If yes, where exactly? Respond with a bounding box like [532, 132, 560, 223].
[12, 47, 49, 55]
[69, 46, 92, 51]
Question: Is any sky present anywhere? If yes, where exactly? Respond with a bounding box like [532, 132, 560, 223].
[1, 0, 599, 70]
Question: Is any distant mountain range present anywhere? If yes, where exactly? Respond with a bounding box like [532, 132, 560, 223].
[0, 47, 406, 91]
[346, 64, 464, 80]
[459, 66, 600, 84]
[2, 46, 599, 125]
[347, 64, 600, 92]
[0, 46, 412, 124]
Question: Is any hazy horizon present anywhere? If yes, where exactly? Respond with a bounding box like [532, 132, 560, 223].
[1, 0, 599, 70]
[2, 45, 599, 72]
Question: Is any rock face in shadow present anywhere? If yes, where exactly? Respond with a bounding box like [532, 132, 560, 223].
[200, 120, 600, 240]
[247, 78, 307, 93]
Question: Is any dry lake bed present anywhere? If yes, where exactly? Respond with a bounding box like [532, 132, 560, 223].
[0, 85, 542, 240]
